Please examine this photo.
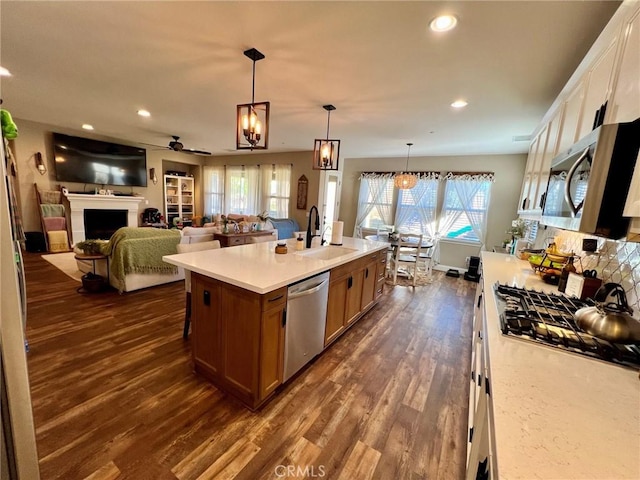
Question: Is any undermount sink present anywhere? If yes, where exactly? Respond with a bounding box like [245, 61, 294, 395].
[295, 245, 357, 260]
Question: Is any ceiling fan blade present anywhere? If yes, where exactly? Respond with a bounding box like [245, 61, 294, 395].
[183, 148, 212, 156]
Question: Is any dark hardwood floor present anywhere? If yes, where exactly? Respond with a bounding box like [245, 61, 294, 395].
[23, 252, 474, 480]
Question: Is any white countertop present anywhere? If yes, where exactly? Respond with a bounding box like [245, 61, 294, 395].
[481, 252, 640, 479]
[163, 236, 389, 294]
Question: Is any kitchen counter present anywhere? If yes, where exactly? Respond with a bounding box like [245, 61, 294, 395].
[163, 236, 389, 294]
[480, 252, 640, 479]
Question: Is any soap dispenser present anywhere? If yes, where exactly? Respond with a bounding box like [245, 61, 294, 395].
[296, 233, 304, 250]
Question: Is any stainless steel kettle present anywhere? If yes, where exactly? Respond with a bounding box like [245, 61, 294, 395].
[574, 283, 640, 344]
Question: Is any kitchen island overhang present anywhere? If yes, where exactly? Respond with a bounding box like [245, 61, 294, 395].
[163, 236, 390, 409]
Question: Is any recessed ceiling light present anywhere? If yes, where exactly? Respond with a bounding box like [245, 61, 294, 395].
[82, 124, 94, 131]
[137, 109, 151, 117]
[430, 15, 458, 32]
[451, 100, 468, 109]
[0, 66, 12, 77]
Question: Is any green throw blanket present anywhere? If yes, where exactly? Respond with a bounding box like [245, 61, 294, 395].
[98, 227, 181, 292]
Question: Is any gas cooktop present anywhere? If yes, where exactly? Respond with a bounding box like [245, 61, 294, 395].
[494, 283, 640, 369]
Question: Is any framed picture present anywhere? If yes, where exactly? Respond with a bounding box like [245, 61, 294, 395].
[297, 175, 308, 210]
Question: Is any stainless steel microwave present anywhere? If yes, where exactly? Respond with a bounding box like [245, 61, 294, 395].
[540, 118, 640, 239]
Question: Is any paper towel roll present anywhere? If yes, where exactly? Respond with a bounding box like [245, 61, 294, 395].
[331, 221, 344, 245]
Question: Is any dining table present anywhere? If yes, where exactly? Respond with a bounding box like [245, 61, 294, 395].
[364, 234, 434, 250]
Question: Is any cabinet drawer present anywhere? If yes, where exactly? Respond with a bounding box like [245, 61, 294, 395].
[229, 237, 245, 246]
[261, 287, 287, 310]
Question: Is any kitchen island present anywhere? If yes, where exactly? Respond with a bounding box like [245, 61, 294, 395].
[163, 237, 389, 409]
[473, 252, 640, 479]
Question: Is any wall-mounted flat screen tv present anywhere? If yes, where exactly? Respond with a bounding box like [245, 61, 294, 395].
[53, 133, 147, 187]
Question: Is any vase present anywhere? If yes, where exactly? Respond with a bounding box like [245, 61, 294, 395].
[223, 224, 229, 234]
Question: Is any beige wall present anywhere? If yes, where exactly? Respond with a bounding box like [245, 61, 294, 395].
[340, 153, 527, 268]
[204, 151, 320, 230]
[11, 119, 202, 233]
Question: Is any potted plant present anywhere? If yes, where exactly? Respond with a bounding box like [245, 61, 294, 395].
[76, 239, 107, 255]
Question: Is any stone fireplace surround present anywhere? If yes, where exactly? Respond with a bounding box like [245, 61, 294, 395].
[64, 193, 145, 245]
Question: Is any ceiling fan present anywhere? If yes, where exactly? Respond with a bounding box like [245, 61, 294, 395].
[162, 136, 211, 156]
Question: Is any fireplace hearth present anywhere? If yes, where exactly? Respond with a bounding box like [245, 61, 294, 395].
[84, 209, 127, 240]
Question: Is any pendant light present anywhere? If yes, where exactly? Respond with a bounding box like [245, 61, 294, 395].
[236, 48, 270, 150]
[312, 105, 340, 170]
[394, 143, 417, 189]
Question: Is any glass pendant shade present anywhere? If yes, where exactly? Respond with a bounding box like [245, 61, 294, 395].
[236, 48, 270, 150]
[312, 105, 340, 170]
[395, 142, 417, 189]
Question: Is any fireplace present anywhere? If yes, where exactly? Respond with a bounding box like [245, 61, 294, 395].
[84, 209, 127, 240]
[64, 193, 145, 245]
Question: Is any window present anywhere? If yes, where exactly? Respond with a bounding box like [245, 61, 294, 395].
[354, 171, 494, 245]
[394, 175, 439, 237]
[353, 174, 395, 235]
[203, 164, 291, 217]
[224, 165, 261, 215]
[203, 165, 224, 216]
[439, 175, 492, 243]
[262, 164, 291, 218]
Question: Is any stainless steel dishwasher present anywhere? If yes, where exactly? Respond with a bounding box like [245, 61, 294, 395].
[283, 271, 330, 382]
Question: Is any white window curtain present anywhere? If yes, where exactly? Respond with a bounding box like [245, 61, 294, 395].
[203, 165, 225, 217]
[262, 164, 291, 218]
[394, 173, 440, 237]
[224, 165, 261, 215]
[439, 173, 494, 248]
[353, 173, 395, 237]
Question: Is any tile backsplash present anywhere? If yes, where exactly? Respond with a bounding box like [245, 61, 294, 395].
[531, 225, 640, 315]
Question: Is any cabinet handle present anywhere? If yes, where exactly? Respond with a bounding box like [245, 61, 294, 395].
[268, 294, 284, 303]
[365, 267, 369, 279]
[521, 197, 527, 210]
[539, 191, 546, 209]
[485, 377, 491, 397]
[348, 276, 353, 289]
[469, 427, 474, 443]
[203, 289, 210, 306]
[282, 308, 287, 327]
[477, 293, 483, 308]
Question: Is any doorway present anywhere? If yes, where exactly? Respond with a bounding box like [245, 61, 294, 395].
[318, 171, 342, 243]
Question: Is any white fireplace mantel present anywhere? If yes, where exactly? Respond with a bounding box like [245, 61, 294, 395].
[64, 193, 145, 245]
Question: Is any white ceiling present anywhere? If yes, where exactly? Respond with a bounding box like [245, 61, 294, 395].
[0, 1, 621, 159]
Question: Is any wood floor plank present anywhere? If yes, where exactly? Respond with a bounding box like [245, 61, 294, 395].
[336, 440, 381, 480]
[82, 461, 121, 480]
[22, 253, 474, 480]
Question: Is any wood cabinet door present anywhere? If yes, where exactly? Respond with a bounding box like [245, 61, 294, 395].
[610, 5, 640, 123]
[578, 36, 618, 140]
[325, 276, 348, 346]
[259, 304, 286, 400]
[220, 285, 261, 403]
[360, 259, 377, 311]
[345, 269, 364, 326]
[191, 275, 222, 378]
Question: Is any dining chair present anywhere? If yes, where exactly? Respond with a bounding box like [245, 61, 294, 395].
[412, 236, 437, 278]
[176, 240, 221, 339]
[389, 233, 423, 286]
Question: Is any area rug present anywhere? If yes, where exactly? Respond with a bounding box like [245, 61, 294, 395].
[385, 268, 436, 287]
[42, 252, 82, 282]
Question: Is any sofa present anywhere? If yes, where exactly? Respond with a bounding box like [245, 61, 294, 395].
[182, 214, 298, 243]
[76, 227, 184, 293]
